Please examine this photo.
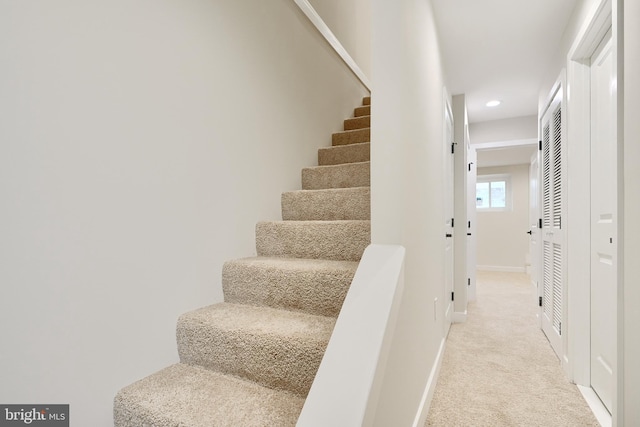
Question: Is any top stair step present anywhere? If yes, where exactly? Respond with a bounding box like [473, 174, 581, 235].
[363, 96, 371, 106]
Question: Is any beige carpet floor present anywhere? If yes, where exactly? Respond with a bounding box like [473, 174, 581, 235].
[426, 271, 600, 427]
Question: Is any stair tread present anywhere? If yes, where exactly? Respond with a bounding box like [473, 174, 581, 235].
[281, 187, 370, 221]
[225, 256, 359, 274]
[302, 161, 370, 190]
[179, 302, 335, 338]
[344, 115, 371, 131]
[114, 363, 304, 427]
[354, 105, 371, 117]
[332, 127, 370, 146]
[256, 220, 371, 262]
[318, 142, 370, 166]
[223, 257, 358, 316]
[178, 303, 335, 395]
[303, 161, 370, 171]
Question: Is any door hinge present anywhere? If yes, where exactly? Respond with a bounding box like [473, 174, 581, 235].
[468, 221, 471, 228]
[559, 322, 562, 335]
[468, 278, 471, 286]
[539, 140, 542, 151]
[452, 218, 455, 227]
[451, 142, 456, 154]
[539, 296, 542, 307]
[468, 162, 472, 171]
[559, 216, 562, 229]
[451, 291, 455, 301]
[538, 218, 542, 229]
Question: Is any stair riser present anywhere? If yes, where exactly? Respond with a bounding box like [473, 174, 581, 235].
[302, 162, 369, 190]
[344, 116, 370, 131]
[256, 221, 370, 262]
[354, 105, 370, 117]
[177, 313, 332, 396]
[282, 188, 370, 221]
[363, 96, 371, 106]
[332, 128, 370, 146]
[222, 260, 356, 317]
[318, 142, 370, 166]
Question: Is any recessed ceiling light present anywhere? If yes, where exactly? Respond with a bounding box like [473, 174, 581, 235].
[486, 100, 501, 107]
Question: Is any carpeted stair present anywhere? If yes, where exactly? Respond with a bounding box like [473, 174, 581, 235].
[113, 96, 371, 427]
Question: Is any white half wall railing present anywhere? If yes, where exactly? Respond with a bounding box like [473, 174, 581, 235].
[294, 0, 371, 91]
[297, 244, 405, 426]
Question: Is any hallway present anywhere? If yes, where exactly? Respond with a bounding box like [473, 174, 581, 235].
[426, 271, 599, 426]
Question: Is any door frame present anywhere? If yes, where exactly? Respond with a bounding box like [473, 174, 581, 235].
[538, 75, 567, 363]
[443, 89, 455, 334]
[565, 0, 621, 424]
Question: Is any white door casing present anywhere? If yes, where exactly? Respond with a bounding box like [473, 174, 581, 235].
[444, 96, 454, 330]
[540, 84, 565, 359]
[590, 31, 616, 413]
[529, 152, 541, 299]
[467, 141, 477, 302]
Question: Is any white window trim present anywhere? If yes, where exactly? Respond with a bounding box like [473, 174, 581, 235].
[476, 173, 512, 212]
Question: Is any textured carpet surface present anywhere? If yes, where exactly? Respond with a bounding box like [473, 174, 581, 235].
[332, 127, 370, 146]
[426, 271, 600, 427]
[255, 220, 370, 261]
[114, 364, 304, 427]
[302, 161, 370, 190]
[114, 97, 371, 425]
[177, 303, 335, 396]
[222, 257, 358, 317]
[281, 187, 371, 221]
[318, 141, 370, 166]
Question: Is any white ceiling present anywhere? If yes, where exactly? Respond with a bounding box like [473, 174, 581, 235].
[431, 0, 578, 124]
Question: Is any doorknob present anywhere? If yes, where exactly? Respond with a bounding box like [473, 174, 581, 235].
[526, 230, 532, 235]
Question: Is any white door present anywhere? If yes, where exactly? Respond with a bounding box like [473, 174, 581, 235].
[540, 87, 564, 358]
[444, 100, 454, 329]
[529, 153, 540, 297]
[466, 145, 477, 302]
[590, 32, 616, 413]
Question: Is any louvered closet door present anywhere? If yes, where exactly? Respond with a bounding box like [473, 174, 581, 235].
[540, 87, 564, 358]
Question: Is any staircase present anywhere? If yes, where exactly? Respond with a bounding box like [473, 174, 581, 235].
[114, 97, 372, 426]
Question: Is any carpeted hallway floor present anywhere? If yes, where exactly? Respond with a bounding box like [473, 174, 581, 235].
[426, 271, 601, 427]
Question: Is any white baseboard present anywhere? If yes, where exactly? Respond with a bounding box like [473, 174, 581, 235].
[412, 338, 446, 427]
[577, 385, 611, 427]
[453, 311, 467, 323]
[477, 265, 527, 273]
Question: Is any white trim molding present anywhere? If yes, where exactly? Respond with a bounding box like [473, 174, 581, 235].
[294, 0, 371, 91]
[453, 311, 468, 323]
[477, 265, 527, 273]
[412, 338, 446, 427]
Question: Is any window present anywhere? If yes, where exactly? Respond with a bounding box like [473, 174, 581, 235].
[476, 175, 510, 210]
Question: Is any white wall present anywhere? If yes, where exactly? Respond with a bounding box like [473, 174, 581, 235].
[0, 1, 368, 425]
[476, 165, 530, 271]
[622, 0, 640, 423]
[538, 0, 601, 108]
[309, 0, 371, 78]
[370, 0, 447, 424]
[469, 115, 538, 144]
